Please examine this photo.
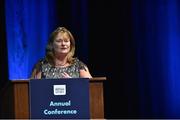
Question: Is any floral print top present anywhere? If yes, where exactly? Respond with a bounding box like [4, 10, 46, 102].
[32, 58, 88, 79]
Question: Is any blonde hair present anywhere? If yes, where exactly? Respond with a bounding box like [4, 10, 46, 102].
[45, 27, 76, 64]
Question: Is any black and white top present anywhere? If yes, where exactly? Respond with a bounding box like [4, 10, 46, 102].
[33, 58, 88, 79]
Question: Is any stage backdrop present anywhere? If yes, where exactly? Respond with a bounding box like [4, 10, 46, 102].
[5, 0, 89, 80]
[4, 0, 180, 118]
[131, 0, 180, 118]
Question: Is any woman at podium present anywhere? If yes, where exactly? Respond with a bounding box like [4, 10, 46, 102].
[30, 27, 92, 79]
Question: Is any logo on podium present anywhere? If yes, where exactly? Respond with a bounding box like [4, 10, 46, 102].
[53, 85, 66, 95]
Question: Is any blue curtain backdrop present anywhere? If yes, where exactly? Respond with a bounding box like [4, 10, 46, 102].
[5, 0, 57, 79]
[131, 0, 180, 118]
[5, 0, 89, 80]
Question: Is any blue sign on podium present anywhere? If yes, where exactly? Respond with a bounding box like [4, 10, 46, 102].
[29, 78, 90, 119]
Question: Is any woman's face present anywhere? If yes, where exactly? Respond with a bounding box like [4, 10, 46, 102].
[53, 32, 71, 55]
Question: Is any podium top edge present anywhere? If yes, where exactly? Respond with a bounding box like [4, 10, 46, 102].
[10, 77, 107, 83]
[90, 77, 107, 81]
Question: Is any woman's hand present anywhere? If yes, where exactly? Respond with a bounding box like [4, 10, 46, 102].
[62, 72, 72, 78]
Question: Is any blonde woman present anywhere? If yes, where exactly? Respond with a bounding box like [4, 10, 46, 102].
[31, 27, 92, 79]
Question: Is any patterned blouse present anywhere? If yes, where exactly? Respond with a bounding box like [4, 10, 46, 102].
[33, 58, 88, 79]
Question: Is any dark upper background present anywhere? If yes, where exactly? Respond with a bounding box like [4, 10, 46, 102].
[55, 0, 136, 118]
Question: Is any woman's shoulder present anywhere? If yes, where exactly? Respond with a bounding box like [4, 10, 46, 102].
[73, 57, 85, 64]
[33, 58, 48, 68]
[73, 57, 88, 70]
[36, 58, 46, 65]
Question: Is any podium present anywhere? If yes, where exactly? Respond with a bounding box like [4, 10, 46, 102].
[0, 77, 106, 119]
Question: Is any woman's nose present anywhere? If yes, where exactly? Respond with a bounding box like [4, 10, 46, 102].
[61, 41, 65, 45]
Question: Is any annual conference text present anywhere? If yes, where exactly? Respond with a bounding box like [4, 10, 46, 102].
[44, 109, 77, 115]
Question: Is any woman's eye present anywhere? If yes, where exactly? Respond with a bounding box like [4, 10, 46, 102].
[56, 40, 61, 43]
[64, 40, 69, 42]
[55, 39, 62, 42]
[55, 39, 69, 42]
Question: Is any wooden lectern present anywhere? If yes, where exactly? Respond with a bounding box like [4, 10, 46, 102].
[0, 77, 106, 119]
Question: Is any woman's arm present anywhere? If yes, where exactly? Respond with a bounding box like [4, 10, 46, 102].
[79, 66, 92, 78]
[30, 68, 42, 79]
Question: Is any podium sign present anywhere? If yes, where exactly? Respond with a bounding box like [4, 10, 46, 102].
[29, 78, 90, 119]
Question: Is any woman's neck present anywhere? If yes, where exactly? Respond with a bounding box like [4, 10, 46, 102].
[54, 55, 68, 67]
